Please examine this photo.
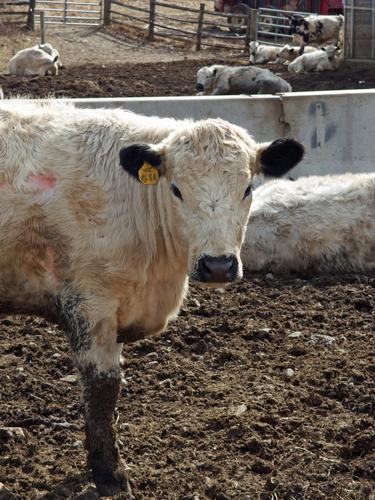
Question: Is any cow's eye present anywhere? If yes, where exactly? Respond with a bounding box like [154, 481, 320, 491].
[243, 183, 253, 200]
[171, 183, 183, 201]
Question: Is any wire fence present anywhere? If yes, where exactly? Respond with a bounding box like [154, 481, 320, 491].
[344, 0, 375, 61]
[34, 0, 102, 26]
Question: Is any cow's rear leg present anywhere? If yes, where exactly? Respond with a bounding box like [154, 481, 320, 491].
[57, 293, 132, 497]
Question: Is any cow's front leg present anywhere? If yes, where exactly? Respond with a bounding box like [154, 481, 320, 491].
[57, 293, 131, 497]
[81, 362, 131, 496]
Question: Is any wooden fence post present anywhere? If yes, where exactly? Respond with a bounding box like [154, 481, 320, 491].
[250, 9, 258, 41]
[196, 3, 205, 51]
[40, 11, 45, 44]
[103, 0, 111, 25]
[148, 0, 156, 41]
[244, 9, 252, 53]
[27, 0, 36, 30]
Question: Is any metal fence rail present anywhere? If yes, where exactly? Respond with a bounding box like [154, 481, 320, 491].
[257, 7, 318, 46]
[35, 0, 102, 25]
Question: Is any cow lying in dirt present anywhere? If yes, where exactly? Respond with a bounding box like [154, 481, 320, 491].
[33, 43, 63, 69]
[8, 45, 60, 76]
[249, 41, 282, 64]
[242, 173, 375, 273]
[0, 100, 304, 496]
[289, 14, 344, 54]
[196, 64, 292, 95]
[288, 45, 342, 73]
[276, 43, 319, 64]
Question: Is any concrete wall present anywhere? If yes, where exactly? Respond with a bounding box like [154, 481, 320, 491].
[73, 90, 375, 179]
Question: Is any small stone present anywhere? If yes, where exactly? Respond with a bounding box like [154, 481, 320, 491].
[16, 366, 24, 372]
[72, 440, 83, 448]
[288, 331, 302, 338]
[265, 273, 274, 280]
[311, 334, 335, 346]
[252, 328, 273, 341]
[53, 420, 71, 429]
[230, 403, 247, 417]
[190, 298, 201, 308]
[284, 368, 294, 377]
[60, 374, 78, 383]
[251, 459, 273, 474]
[52, 353, 62, 359]
[0, 427, 26, 441]
[158, 378, 172, 388]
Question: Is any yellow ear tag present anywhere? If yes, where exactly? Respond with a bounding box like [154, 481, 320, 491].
[138, 161, 159, 185]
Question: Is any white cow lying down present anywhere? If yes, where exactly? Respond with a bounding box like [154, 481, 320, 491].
[242, 173, 375, 274]
[8, 45, 60, 76]
[276, 44, 318, 64]
[249, 41, 282, 64]
[288, 45, 341, 73]
[196, 64, 292, 95]
[33, 43, 63, 68]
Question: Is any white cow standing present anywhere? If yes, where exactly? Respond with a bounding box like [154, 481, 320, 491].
[242, 173, 375, 274]
[289, 14, 344, 54]
[0, 100, 304, 496]
[196, 64, 292, 95]
[8, 45, 60, 76]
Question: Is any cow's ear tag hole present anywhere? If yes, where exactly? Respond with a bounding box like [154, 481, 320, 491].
[138, 161, 159, 185]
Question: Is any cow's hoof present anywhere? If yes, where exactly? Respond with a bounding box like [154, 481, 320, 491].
[93, 465, 132, 497]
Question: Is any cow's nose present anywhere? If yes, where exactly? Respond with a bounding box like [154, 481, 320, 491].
[196, 83, 204, 92]
[197, 254, 238, 283]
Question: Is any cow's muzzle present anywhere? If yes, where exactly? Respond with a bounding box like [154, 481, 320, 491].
[195, 254, 239, 284]
[196, 83, 205, 92]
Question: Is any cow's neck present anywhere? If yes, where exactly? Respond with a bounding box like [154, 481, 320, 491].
[107, 178, 188, 276]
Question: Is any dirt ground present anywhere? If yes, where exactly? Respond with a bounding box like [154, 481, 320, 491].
[1, 273, 375, 499]
[0, 20, 375, 500]
[1, 25, 375, 97]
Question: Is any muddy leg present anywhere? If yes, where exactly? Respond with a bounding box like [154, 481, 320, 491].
[81, 364, 131, 496]
[57, 292, 131, 497]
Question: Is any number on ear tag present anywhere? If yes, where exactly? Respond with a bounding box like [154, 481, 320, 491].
[138, 162, 159, 185]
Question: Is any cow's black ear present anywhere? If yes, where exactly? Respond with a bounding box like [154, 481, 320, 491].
[119, 144, 162, 184]
[259, 138, 304, 177]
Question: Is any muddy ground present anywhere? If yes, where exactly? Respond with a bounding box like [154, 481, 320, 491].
[1, 59, 375, 98]
[1, 23, 375, 500]
[1, 272, 374, 499]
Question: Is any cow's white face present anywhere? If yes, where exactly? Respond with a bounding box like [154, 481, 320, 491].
[196, 66, 220, 95]
[166, 150, 253, 284]
[119, 119, 304, 286]
[249, 41, 260, 64]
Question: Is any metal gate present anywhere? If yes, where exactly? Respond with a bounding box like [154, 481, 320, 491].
[258, 7, 318, 45]
[35, 0, 102, 26]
